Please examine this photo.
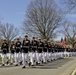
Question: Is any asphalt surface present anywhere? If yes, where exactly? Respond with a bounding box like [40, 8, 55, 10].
[0, 57, 76, 75]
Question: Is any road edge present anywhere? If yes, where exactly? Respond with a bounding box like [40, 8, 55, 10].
[71, 69, 76, 75]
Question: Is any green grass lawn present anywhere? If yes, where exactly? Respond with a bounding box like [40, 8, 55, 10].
[0, 57, 10, 64]
[74, 72, 76, 75]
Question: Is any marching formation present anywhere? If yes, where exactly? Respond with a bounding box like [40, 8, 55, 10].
[0, 35, 76, 69]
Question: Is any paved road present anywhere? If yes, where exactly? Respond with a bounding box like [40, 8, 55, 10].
[0, 57, 76, 75]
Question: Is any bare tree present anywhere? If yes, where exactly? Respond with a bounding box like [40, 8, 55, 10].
[66, 0, 76, 10]
[61, 21, 76, 48]
[60, 0, 76, 11]
[22, 0, 62, 41]
[0, 23, 19, 45]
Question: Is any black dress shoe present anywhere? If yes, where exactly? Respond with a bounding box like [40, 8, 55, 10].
[22, 66, 26, 69]
[6, 61, 9, 65]
[34, 60, 35, 62]
[15, 64, 18, 66]
[42, 60, 43, 64]
[36, 62, 38, 65]
[10, 63, 13, 65]
[38, 63, 40, 65]
[29, 62, 31, 67]
[20, 61, 22, 65]
[44, 62, 47, 64]
[47, 60, 50, 62]
[1, 64, 5, 66]
[31, 65, 34, 66]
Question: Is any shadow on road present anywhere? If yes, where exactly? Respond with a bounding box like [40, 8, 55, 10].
[0, 58, 73, 69]
[32, 58, 73, 69]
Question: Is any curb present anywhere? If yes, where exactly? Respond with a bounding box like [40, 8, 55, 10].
[71, 69, 76, 75]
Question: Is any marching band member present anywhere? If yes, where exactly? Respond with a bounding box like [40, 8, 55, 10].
[22, 35, 30, 68]
[47, 42, 52, 62]
[30, 37, 38, 66]
[15, 38, 21, 66]
[1, 39, 8, 66]
[38, 39, 44, 64]
[10, 41, 15, 65]
[43, 41, 48, 63]
[51, 44, 55, 61]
